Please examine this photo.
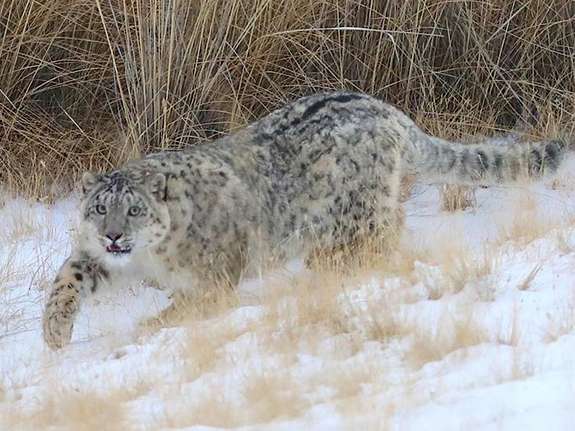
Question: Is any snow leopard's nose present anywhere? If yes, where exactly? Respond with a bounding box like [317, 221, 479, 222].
[106, 232, 123, 242]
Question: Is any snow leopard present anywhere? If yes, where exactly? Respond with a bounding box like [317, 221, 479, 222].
[42, 91, 567, 349]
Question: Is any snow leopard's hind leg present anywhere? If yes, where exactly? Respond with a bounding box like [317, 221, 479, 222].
[305, 202, 405, 272]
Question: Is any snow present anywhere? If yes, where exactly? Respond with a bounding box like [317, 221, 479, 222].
[2, 156, 575, 430]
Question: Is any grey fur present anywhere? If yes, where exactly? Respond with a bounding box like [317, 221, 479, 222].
[43, 91, 567, 349]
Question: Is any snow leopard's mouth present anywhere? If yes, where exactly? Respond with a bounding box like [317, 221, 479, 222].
[106, 244, 132, 255]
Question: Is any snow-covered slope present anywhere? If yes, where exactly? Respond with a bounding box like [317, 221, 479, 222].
[2, 156, 575, 430]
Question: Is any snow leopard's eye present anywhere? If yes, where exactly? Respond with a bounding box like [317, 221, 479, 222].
[127, 206, 141, 217]
[95, 204, 107, 215]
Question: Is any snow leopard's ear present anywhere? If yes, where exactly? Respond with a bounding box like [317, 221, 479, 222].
[81, 172, 102, 195]
[148, 173, 167, 201]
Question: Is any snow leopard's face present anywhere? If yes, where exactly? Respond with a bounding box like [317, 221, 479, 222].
[79, 170, 170, 263]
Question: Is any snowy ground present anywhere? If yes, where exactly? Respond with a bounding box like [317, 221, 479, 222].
[2, 157, 575, 430]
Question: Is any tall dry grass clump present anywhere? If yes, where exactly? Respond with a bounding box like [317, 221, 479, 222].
[1, 0, 575, 197]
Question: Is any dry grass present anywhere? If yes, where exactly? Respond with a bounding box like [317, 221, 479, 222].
[406, 310, 490, 369]
[508, 348, 537, 381]
[517, 264, 542, 291]
[161, 391, 241, 428]
[441, 185, 476, 212]
[1, 385, 135, 431]
[179, 324, 222, 380]
[0, 247, 19, 289]
[422, 240, 496, 300]
[498, 193, 551, 245]
[0, 205, 41, 243]
[543, 291, 575, 343]
[2, 0, 575, 198]
[241, 370, 307, 423]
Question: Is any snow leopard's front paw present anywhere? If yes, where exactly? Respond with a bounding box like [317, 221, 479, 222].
[43, 307, 74, 350]
[42, 283, 80, 350]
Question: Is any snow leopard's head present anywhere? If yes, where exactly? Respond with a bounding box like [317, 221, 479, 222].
[79, 169, 171, 263]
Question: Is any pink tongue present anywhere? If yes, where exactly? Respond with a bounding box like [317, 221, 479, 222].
[107, 244, 122, 252]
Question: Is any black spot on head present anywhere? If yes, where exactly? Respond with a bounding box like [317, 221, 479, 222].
[106, 171, 131, 193]
[74, 273, 83, 281]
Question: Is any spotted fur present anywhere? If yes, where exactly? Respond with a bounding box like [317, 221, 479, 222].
[42, 91, 567, 349]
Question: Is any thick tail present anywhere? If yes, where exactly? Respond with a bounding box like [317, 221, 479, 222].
[404, 130, 568, 185]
